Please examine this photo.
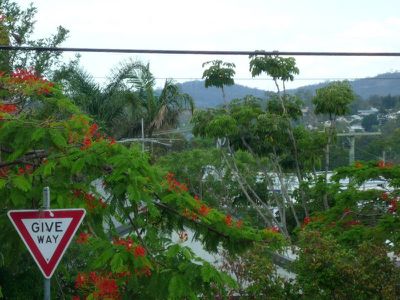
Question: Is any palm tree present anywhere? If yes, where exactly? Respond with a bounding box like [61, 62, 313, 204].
[53, 61, 139, 138]
[54, 60, 194, 139]
[119, 61, 194, 137]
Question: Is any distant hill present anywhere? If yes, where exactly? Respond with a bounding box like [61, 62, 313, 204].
[177, 80, 267, 108]
[290, 72, 400, 99]
[176, 72, 400, 108]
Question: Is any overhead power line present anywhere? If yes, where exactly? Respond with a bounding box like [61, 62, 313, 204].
[1, 46, 400, 57]
[92, 76, 400, 81]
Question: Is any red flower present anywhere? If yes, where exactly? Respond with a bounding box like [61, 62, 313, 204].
[198, 204, 210, 216]
[182, 208, 191, 218]
[72, 296, 80, 300]
[0, 166, 9, 178]
[80, 136, 92, 150]
[113, 237, 135, 252]
[76, 232, 90, 244]
[18, 167, 25, 175]
[109, 137, 116, 145]
[24, 164, 33, 174]
[135, 266, 152, 277]
[134, 245, 146, 257]
[0, 104, 17, 113]
[75, 273, 86, 288]
[343, 208, 352, 215]
[224, 215, 232, 227]
[236, 220, 243, 228]
[303, 216, 311, 225]
[194, 195, 200, 202]
[96, 278, 119, 297]
[72, 189, 82, 198]
[377, 160, 393, 169]
[165, 172, 189, 193]
[89, 271, 99, 283]
[142, 266, 152, 277]
[265, 226, 280, 233]
[191, 212, 198, 221]
[355, 161, 363, 168]
[89, 123, 98, 136]
[98, 198, 107, 208]
[271, 226, 280, 233]
[381, 192, 389, 201]
[388, 199, 398, 213]
[345, 220, 361, 227]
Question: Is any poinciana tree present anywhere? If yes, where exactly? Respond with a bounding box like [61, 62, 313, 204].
[0, 69, 284, 299]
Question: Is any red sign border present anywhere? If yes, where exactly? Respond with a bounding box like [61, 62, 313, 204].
[8, 209, 86, 279]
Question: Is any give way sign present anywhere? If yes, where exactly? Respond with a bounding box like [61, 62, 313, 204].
[8, 209, 86, 278]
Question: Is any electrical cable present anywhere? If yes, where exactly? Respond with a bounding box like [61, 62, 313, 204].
[2, 46, 400, 57]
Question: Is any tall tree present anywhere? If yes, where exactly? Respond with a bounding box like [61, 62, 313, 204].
[0, 0, 68, 76]
[312, 80, 355, 209]
[202, 60, 236, 104]
[249, 53, 309, 217]
[55, 60, 194, 139]
[124, 62, 194, 137]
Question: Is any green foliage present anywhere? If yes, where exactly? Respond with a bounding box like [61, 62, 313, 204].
[313, 80, 355, 119]
[202, 60, 236, 89]
[267, 94, 303, 120]
[295, 231, 399, 299]
[361, 113, 379, 132]
[219, 244, 300, 299]
[249, 53, 299, 82]
[56, 60, 194, 139]
[0, 67, 280, 298]
[0, 0, 68, 75]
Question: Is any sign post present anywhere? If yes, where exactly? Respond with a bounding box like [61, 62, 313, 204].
[43, 187, 50, 300]
[7, 187, 86, 300]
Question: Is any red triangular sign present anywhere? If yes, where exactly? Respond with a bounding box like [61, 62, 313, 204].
[8, 209, 86, 278]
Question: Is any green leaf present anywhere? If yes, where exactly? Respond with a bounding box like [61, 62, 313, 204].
[86, 294, 94, 300]
[49, 129, 67, 148]
[31, 128, 45, 142]
[200, 262, 214, 282]
[93, 249, 114, 268]
[110, 252, 124, 272]
[166, 244, 181, 258]
[127, 185, 140, 202]
[0, 179, 7, 190]
[43, 161, 56, 176]
[56, 194, 66, 207]
[168, 275, 186, 299]
[10, 189, 26, 206]
[71, 158, 85, 174]
[12, 176, 31, 192]
[182, 247, 193, 260]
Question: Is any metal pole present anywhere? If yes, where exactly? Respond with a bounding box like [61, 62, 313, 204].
[349, 136, 355, 165]
[43, 187, 50, 300]
[141, 118, 145, 153]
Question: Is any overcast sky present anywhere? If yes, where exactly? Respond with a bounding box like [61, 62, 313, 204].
[15, 0, 400, 90]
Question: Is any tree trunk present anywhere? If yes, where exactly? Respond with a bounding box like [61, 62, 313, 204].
[274, 79, 309, 216]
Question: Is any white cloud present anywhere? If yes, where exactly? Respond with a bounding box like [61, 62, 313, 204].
[12, 0, 400, 90]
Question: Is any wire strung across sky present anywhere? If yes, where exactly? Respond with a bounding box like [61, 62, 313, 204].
[1, 46, 400, 57]
[92, 76, 400, 81]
